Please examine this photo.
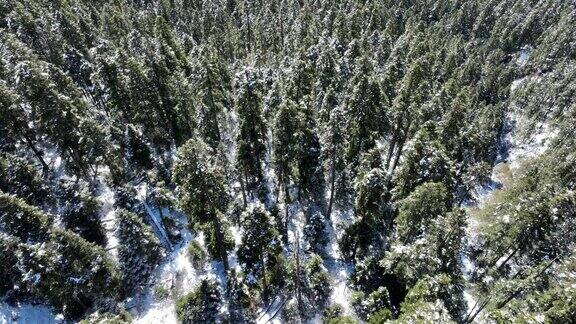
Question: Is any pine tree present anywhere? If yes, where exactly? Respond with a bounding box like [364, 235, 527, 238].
[193, 47, 231, 149]
[235, 68, 267, 195]
[116, 209, 162, 296]
[273, 98, 302, 238]
[237, 202, 282, 301]
[176, 279, 222, 324]
[392, 122, 456, 200]
[13, 56, 105, 177]
[305, 254, 331, 310]
[0, 233, 21, 296]
[226, 270, 254, 323]
[58, 181, 107, 246]
[10, 228, 120, 319]
[340, 167, 392, 260]
[394, 182, 451, 244]
[0, 155, 50, 206]
[319, 101, 350, 218]
[304, 208, 328, 254]
[298, 101, 325, 203]
[0, 192, 52, 243]
[172, 138, 231, 270]
[0, 81, 49, 171]
[346, 73, 388, 173]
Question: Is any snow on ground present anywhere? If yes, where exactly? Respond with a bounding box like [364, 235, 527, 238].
[0, 303, 63, 324]
[256, 296, 284, 324]
[505, 113, 559, 170]
[98, 182, 119, 261]
[324, 208, 355, 317]
[229, 225, 243, 273]
[134, 214, 233, 323]
[133, 212, 195, 324]
[516, 46, 533, 66]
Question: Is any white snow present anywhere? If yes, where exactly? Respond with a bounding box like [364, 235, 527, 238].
[0, 303, 62, 324]
[98, 183, 119, 261]
[324, 209, 356, 317]
[516, 46, 533, 66]
[256, 296, 284, 324]
[505, 114, 559, 170]
[134, 213, 196, 324]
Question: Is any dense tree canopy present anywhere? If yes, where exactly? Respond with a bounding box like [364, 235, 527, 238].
[0, 0, 575, 322]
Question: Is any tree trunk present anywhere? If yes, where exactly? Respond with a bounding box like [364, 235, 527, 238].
[284, 180, 290, 244]
[261, 251, 269, 306]
[213, 215, 229, 272]
[327, 150, 336, 220]
[238, 167, 248, 208]
[295, 230, 303, 317]
[22, 134, 49, 172]
[390, 119, 413, 173]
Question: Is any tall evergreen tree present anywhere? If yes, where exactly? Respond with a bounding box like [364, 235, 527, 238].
[172, 138, 231, 270]
[116, 209, 162, 296]
[236, 68, 267, 195]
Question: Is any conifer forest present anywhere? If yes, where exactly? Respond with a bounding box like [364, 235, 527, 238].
[1, 0, 576, 323]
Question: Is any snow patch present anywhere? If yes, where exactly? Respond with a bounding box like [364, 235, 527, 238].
[0, 303, 62, 324]
[98, 183, 119, 261]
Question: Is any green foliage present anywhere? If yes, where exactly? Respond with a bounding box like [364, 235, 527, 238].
[236, 67, 267, 191]
[273, 98, 302, 192]
[0, 155, 50, 206]
[340, 168, 391, 260]
[79, 310, 133, 324]
[237, 203, 281, 282]
[367, 308, 393, 324]
[0, 234, 21, 296]
[173, 138, 229, 225]
[172, 137, 231, 266]
[1, 0, 576, 321]
[383, 207, 465, 288]
[352, 287, 392, 321]
[154, 286, 171, 300]
[393, 123, 456, 200]
[394, 182, 450, 244]
[0, 191, 52, 243]
[306, 254, 332, 309]
[226, 270, 255, 323]
[202, 221, 235, 262]
[346, 74, 388, 170]
[116, 209, 162, 296]
[58, 181, 107, 246]
[187, 240, 207, 269]
[14, 229, 120, 319]
[176, 279, 221, 324]
[304, 209, 328, 253]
